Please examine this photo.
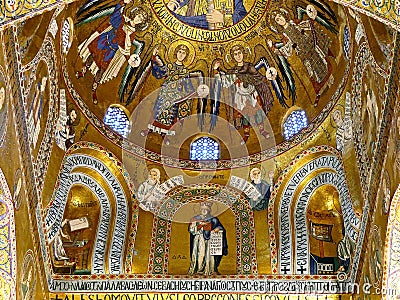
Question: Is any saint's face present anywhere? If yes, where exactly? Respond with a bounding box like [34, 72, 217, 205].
[200, 207, 210, 218]
[332, 110, 342, 126]
[251, 169, 261, 181]
[176, 48, 188, 63]
[275, 13, 286, 26]
[149, 170, 159, 182]
[233, 49, 244, 64]
[132, 13, 145, 25]
[70, 110, 77, 122]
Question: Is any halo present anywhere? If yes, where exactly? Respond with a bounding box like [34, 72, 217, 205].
[249, 165, 266, 180]
[67, 103, 81, 126]
[192, 199, 214, 214]
[167, 40, 196, 68]
[225, 40, 252, 68]
[330, 104, 345, 128]
[266, 4, 292, 31]
[142, 166, 161, 180]
[129, 4, 152, 32]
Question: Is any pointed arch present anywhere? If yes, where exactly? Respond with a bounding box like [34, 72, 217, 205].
[268, 146, 360, 275]
[41, 142, 137, 277]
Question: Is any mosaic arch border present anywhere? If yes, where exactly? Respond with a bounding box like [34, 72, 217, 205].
[1, 0, 399, 32]
[332, 0, 400, 29]
[43, 149, 362, 294]
[351, 41, 392, 199]
[21, 35, 59, 198]
[0, 168, 17, 299]
[267, 146, 362, 281]
[148, 184, 257, 275]
[35, 141, 139, 280]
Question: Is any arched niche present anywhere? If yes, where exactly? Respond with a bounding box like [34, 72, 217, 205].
[148, 183, 257, 276]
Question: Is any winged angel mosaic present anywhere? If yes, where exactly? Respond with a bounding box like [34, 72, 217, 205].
[50, 0, 360, 288]
[64, 0, 344, 148]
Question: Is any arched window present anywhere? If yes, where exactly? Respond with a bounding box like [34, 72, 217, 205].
[103, 105, 130, 138]
[190, 136, 220, 160]
[283, 109, 308, 140]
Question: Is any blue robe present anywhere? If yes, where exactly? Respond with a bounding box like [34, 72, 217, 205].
[172, 0, 247, 29]
[250, 179, 271, 211]
[188, 215, 228, 273]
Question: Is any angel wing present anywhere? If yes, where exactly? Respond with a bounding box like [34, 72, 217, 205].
[207, 59, 240, 132]
[296, 5, 338, 33]
[307, 0, 337, 24]
[293, 0, 337, 24]
[254, 57, 289, 109]
[207, 71, 222, 132]
[182, 59, 207, 131]
[254, 44, 296, 106]
[276, 55, 296, 105]
[75, 0, 118, 27]
[120, 32, 155, 105]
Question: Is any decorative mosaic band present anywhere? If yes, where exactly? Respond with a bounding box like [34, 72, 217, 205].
[331, 0, 400, 29]
[267, 145, 360, 276]
[0, 168, 17, 299]
[382, 187, 400, 294]
[148, 184, 257, 275]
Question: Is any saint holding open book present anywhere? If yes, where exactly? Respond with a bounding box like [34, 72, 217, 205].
[188, 201, 228, 276]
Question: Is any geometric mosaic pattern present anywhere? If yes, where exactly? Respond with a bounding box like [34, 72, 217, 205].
[149, 183, 257, 275]
[0, 168, 17, 299]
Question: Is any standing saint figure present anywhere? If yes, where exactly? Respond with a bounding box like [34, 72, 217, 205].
[137, 168, 161, 211]
[213, 44, 275, 144]
[249, 167, 274, 210]
[76, 1, 150, 104]
[188, 201, 228, 276]
[141, 43, 202, 145]
[55, 107, 79, 151]
[268, 5, 336, 105]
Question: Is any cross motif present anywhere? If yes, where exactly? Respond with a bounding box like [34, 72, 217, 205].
[281, 266, 290, 274]
[297, 265, 307, 274]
